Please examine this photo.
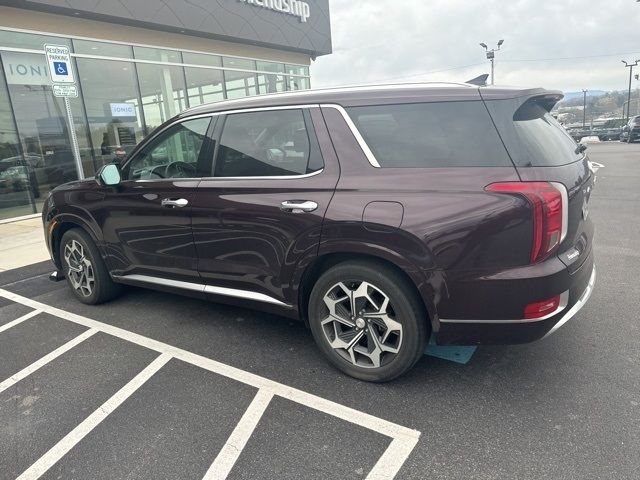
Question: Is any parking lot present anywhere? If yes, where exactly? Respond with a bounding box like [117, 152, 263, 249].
[1, 141, 639, 480]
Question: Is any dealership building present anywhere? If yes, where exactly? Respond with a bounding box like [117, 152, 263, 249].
[0, 0, 332, 221]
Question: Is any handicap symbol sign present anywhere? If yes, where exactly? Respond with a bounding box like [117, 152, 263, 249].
[53, 62, 68, 76]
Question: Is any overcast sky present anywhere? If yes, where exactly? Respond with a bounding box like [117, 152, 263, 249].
[311, 0, 640, 93]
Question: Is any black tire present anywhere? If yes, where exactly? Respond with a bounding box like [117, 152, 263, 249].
[60, 228, 122, 305]
[308, 260, 428, 382]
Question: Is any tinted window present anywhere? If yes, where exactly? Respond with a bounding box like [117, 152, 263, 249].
[346, 102, 511, 168]
[215, 109, 323, 177]
[127, 117, 211, 180]
[485, 98, 583, 167]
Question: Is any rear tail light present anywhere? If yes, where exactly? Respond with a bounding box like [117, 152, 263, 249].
[485, 182, 568, 263]
[524, 295, 561, 319]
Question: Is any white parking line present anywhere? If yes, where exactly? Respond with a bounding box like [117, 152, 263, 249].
[0, 308, 42, 333]
[16, 353, 171, 480]
[0, 328, 98, 394]
[202, 389, 274, 480]
[0, 288, 421, 480]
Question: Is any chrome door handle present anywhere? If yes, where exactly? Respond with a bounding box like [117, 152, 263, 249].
[280, 200, 318, 213]
[161, 198, 189, 208]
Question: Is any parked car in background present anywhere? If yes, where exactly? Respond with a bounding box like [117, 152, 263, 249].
[42, 83, 596, 381]
[619, 116, 640, 142]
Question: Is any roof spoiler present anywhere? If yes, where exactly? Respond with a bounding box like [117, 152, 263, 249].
[522, 93, 565, 113]
[465, 74, 489, 86]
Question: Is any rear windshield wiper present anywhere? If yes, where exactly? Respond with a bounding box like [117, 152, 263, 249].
[575, 143, 587, 155]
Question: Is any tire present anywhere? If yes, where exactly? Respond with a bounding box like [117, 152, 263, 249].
[308, 260, 428, 382]
[60, 228, 122, 305]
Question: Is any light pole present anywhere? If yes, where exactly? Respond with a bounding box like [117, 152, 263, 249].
[582, 89, 588, 127]
[480, 40, 504, 85]
[635, 73, 639, 116]
[622, 60, 639, 121]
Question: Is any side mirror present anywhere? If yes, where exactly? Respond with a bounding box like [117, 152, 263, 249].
[96, 164, 121, 186]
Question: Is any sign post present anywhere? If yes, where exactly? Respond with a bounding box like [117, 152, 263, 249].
[44, 44, 84, 179]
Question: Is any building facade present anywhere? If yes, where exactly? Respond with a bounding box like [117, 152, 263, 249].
[0, 0, 331, 221]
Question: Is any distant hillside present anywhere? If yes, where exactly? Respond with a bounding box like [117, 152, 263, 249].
[562, 90, 607, 101]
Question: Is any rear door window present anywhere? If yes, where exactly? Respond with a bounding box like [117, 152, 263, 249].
[346, 101, 512, 168]
[215, 109, 323, 177]
[484, 97, 583, 167]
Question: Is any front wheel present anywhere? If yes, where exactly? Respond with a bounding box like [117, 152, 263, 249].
[308, 260, 428, 382]
[60, 228, 122, 305]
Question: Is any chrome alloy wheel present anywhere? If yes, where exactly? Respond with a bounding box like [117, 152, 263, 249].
[63, 239, 95, 297]
[321, 281, 403, 368]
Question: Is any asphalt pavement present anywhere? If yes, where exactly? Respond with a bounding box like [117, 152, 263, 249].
[1, 141, 639, 480]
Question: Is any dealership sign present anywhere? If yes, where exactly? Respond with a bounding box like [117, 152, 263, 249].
[110, 103, 136, 117]
[238, 0, 311, 23]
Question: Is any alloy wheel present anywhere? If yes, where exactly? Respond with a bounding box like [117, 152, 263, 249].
[320, 281, 403, 368]
[64, 239, 95, 297]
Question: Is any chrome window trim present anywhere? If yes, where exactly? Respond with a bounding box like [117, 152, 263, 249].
[117, 274, 290, 307]
[200, 169, 324, 182]
[126, 105, 325, 183]
[0, 26, 310, 67]
[212, 103, 320, 116]
[320, 104, 381, 168]
[439, 291, 570, 324]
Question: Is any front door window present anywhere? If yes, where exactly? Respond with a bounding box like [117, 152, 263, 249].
[126, 117, 211, 180]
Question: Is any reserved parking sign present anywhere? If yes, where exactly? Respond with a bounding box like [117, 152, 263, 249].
[44, 44, 75, 84]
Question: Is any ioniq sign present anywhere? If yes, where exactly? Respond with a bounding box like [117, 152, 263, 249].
[238, 0, 311, 22]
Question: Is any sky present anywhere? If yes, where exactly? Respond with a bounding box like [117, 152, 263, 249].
[311, 0, 640, 93]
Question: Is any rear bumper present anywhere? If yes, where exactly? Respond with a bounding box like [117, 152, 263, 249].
[435, 250, 595, 345]
[541, 264, 595, 339]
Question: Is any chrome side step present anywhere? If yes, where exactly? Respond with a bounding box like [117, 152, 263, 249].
[116, 274, 290, 307]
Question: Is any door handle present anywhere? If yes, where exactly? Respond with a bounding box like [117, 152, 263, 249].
[280, 200, 318, 213]
[161, 198, 189, 208]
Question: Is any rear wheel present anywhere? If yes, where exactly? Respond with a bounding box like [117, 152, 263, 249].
[60, 228, 122, 305]
[308, 260, 427, 382]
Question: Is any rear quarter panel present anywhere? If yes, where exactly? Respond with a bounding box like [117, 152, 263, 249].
[319, 107, 529, 326]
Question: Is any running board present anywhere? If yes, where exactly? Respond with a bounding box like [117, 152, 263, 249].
[115, 274, 290, 307]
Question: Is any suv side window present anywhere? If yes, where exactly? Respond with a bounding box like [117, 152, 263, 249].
[215, 109, 323, 177]
[346, 102, 512, 168]
[126, 117, 211, 180]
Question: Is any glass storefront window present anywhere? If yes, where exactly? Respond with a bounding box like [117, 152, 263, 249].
[0, 30, 70, 51]
[134, 46, 182, 63]
[224, 70, 257, 99]
[223, 57, 256, 70]
[285, 65, 309, 76]
[182, 52, 221, 67]
[184, 67, 224, 107]
[0, 54, 36, 220]
[136, 63, 188, 130]
[0, 27, 313, 220]
[73, 39, 133, 58]
[287, 76, 310, 91]
[256, 61, 286, 94]
[2, 52, 94, 215]
[257, 73, 286, 94]
[76, 57, 144, 167]
[256, 61, 285, 73]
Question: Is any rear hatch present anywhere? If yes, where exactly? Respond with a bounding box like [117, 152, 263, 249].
[481, 92, 595, 272]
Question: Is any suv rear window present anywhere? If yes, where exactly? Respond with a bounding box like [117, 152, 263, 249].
[484, 97, 583, 167]
[346, 101, 512, 168]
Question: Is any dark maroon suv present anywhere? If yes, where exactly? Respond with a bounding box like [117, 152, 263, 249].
[42, 83, 596, 381]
